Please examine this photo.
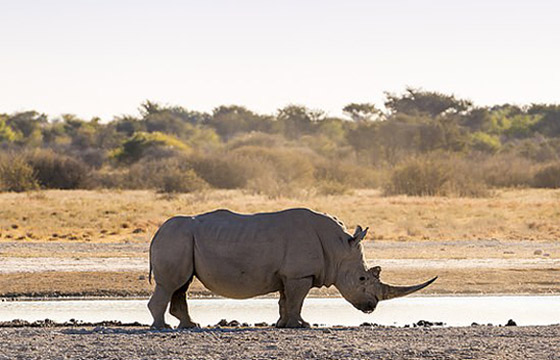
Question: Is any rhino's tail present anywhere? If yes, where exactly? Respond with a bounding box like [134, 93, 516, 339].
[149, 260, 153, 285]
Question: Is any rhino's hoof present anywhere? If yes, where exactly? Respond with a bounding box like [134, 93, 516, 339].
[178, 321, 200, 329]
[276, 319, 310, 328]
[150, 323, 172, 330]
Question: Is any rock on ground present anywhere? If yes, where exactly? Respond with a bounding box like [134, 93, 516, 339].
[0, 325, 558, 360]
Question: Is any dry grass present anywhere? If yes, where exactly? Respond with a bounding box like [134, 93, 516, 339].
[1, 188, 559, 243]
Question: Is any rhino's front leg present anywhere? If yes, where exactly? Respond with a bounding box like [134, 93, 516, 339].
[276, 277, 312, 328]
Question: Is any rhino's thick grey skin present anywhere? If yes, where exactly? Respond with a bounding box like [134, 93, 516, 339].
[148, 208, 437, 329]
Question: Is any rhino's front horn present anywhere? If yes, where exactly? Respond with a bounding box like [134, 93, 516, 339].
[379, 276, 438, 300]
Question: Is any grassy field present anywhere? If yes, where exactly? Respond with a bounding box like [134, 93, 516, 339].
[1, 188, 560, 243]
[0, 188, 559, 297]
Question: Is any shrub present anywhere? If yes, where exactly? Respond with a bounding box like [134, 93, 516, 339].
[314, 160, 383, 189]
[0, 154, 38, 192]
[89, 168, 127, 189]
[26, 149, 89, 189]
[511, 137, 560, 162]
[315, 180, 352, 196]
[479, 154, 534, 188]
[158, 168, 208, 194]
[226, 132, 286, 150]
[470, 132, 501, 153]
[125, 156, 208, 193]
[231, 146, 315, 197]
[189, 154, 248, 189]
[75, 148, 106, 169]
[384, 155, 489, 197]
[385, 157, 450, 196]
[533, 163, 560, 188]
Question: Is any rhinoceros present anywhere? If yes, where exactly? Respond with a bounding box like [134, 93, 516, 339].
[148, 208, 436, 328]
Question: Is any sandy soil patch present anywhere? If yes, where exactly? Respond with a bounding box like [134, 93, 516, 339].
[1, 239, 559, 297]
[1, 256, 558, 274]
[0, 256, 147, 273]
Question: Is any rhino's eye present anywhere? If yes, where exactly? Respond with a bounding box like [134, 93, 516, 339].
[359, 276, 366, 282]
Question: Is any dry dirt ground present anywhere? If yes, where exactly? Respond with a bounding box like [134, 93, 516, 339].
[0, 189, 559, 297]
[0, 325, 558, 360]
[0, 240, 558, 297]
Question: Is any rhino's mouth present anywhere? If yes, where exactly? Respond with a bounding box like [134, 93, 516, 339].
[356, 298, 378, 313]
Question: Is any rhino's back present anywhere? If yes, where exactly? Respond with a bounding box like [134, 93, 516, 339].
[191, 208, 327, 298]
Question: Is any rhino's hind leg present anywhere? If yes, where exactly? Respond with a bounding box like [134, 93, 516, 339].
[169, 279, 199, 329]
[276, 290, 288, 327]
[275, 277, 312, 328]
[148, 284, 173, 329]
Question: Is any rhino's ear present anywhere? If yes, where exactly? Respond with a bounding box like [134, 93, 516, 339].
[349, 226, 368, 245]
[368, 266, 381, 278]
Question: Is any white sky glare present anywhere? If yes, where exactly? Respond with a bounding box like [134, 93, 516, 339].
[1, 0, 559, 120]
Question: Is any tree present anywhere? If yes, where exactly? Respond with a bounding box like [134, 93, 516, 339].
[209, 105, 273, 140]
[139, 100, 211, 139]
[6, 111, 48, 140]
[529, 104, 560, 137]
[114, 115, 145, 136]
[276, 105, 325, 139]
[139, 100, 162, 117]
[384, 87, 472, 117]
[0, 116, 19, 142]
[460, 107, 491, 131]
[343, 103, 382, 122]
[114, 132, 190, 164]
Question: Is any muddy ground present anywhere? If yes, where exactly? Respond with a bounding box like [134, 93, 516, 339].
[0, 324, 558, 360]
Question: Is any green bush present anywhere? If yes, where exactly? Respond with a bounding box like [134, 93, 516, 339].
[26, 149, 89, 189]
[0, 117, 19, 142]
[112, 131, 190, 164]
[470, 132, 501, 153]
[533, 163, 560, 188]
[0, 154, 38, 192]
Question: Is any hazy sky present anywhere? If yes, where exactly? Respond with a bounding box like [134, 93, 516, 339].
[1, 0, 558, 120]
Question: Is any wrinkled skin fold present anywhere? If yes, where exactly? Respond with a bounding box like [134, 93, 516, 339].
[148, 208, 437, 329]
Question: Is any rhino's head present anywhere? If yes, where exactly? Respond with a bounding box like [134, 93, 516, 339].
[335, 226, 437, 313]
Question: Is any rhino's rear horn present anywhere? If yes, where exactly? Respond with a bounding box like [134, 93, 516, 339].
[380, 276, 437, 300]
[350, 226, 369, 245]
